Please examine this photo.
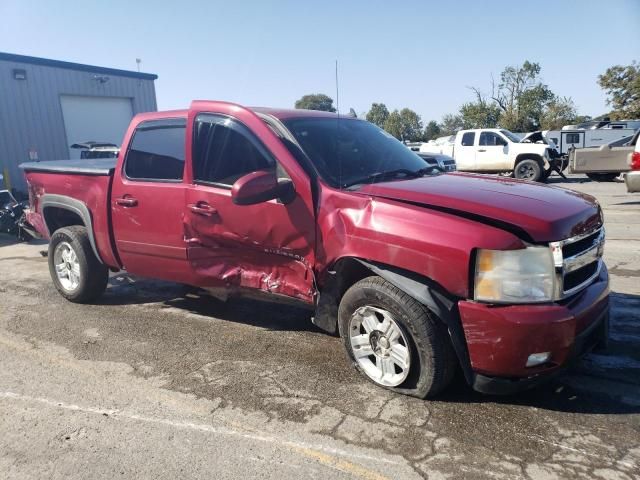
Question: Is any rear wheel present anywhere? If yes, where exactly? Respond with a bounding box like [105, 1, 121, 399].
[48, 226, 108, 303]
[514, 159, 543, 182]
[338, 276, 456, 398]
[586, 173, 619, 182]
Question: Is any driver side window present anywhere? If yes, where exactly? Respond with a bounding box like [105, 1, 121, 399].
[479, 132, 506, 146]
[193, 114, 276, 187]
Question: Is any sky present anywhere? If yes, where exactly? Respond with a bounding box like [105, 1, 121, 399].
[1, 0, 639, 123]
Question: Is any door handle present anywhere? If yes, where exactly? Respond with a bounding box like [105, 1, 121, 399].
[115, 197, 138, 207]
[478, 149, 486, 152]
[188, 202, 217, 217]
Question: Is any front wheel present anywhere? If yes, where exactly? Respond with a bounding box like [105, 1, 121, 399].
[514, 159, 543, 182]
[48, 226, 108, 303]
[338, 276, 456, 398]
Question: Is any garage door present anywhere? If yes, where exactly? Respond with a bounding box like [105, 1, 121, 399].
[60, 95, 134, 159]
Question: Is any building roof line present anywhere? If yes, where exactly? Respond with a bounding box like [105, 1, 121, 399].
[0, 51, 158, 80]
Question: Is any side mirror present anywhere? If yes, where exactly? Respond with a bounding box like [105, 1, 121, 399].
[231, 170, 295, 206]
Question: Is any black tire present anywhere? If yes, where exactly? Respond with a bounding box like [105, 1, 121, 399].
[514, 158, 543, 182]
[586, 173, 618, 182]
[338, 276, 456, 398]
[48, 225, 108, 303]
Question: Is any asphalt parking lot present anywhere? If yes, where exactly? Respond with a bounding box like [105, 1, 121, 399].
[1, 174, 639, 480]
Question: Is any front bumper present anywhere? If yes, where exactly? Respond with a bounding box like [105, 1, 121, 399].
[624, 171, 640, 193]
[458, 266, 609, 394]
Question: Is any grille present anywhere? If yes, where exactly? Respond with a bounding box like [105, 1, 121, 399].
[564, 262, 599, 291]
[550, 227, 604, 298]
[562, 230, 600, 258]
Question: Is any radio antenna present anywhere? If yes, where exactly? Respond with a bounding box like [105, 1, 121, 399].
[335, 59, 340, 115]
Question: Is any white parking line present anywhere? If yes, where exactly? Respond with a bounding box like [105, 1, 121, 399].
[0, 390, 399, 480]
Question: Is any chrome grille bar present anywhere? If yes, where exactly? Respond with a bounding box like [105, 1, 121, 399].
[549, 227, 604, 299]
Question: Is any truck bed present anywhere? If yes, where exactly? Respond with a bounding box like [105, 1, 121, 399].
[20, 158, 120, 268]
[19, 158, 116, 176]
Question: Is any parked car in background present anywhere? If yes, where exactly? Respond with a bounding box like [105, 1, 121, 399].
[624, 133, 640, 193]
[568, 132, 638, 182]
[71, 142, 119, 159]
[420, 128, 562, 182]
[21, 101, 609, 398]
[416, 152, 456, 172]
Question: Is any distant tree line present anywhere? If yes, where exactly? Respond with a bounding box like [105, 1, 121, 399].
[293, 60, 639, 142]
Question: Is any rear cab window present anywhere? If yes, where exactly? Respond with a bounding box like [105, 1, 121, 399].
[124, 119, 186, 181]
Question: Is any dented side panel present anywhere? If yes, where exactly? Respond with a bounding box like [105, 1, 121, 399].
[184, 183, 316, 302]
[182, 101, 318, 303]
[314, 184, 525, 299]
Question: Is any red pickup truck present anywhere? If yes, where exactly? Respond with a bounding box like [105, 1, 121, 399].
[21, 101, 609, 398]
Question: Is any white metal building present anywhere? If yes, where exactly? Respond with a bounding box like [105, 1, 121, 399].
[0, 52, 158, 194]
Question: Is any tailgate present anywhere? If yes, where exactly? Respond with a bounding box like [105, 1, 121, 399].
[570, 146, 632, 173]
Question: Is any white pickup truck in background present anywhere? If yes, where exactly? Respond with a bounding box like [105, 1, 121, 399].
[420, 128, 563, 182]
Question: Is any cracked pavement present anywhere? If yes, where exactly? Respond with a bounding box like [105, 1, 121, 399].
[1, 175, 639, 479]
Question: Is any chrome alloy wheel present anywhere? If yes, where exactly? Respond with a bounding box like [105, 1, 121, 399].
[53, 241, 81, 291]
[349, 306, 411, 387]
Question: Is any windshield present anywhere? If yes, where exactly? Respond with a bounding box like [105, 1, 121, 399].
[499, 129, 522, 143]
[282, 117, 428, 187]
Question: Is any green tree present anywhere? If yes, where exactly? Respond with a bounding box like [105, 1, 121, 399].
[459, 88, 501, 128]
[598, 61, 640, 119]
[539, 96, 578, 130]
[423, 120, 441, 141]
[383, 108, 423, 141]
[439, 113, 464, 136]
[489, 61, 561, 131]
[365, 103, 390, 128]
[294, 93, 336, 112]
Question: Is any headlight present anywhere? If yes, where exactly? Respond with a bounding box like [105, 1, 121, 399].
[474, 247, 555, 303]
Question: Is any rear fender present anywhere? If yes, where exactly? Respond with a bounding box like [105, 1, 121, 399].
[41, 194, 102, 263]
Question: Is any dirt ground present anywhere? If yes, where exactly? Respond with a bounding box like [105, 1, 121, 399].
[1, 174, 639, 480]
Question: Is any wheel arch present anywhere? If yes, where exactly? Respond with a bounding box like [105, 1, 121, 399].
[514, 153, 544, 168]
[41, 194, 103, 263]
[313, 257, 473, 382]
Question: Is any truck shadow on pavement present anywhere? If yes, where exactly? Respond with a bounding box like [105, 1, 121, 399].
[103, 274, 322, 333]
[102, 274, 640, 414]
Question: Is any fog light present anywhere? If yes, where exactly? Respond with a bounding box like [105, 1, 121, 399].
[526, 352, 551, 367]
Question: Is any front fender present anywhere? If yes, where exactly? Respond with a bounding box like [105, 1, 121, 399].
[313, 258, 474, 383]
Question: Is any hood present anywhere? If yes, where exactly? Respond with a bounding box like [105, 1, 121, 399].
[520, 131, 546, 144]
[520, 131, 558, 151]
[357, 173, 602, 242]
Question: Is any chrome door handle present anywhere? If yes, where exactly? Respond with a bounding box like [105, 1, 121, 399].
[115, 197, 138, 207]
[478, 149, 486, 152]
[188, 202, 217, 217]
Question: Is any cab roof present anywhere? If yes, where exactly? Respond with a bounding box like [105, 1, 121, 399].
[137, 105, 349, 123]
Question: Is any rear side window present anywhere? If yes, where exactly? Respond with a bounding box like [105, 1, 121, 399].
[124, 119, 186, 181]
[461, 132, 475, 146]
[193, 114, 275, 186]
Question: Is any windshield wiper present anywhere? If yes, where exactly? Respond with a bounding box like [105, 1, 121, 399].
[343, 169, 422, 188]
[416, 165, 444, 174]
